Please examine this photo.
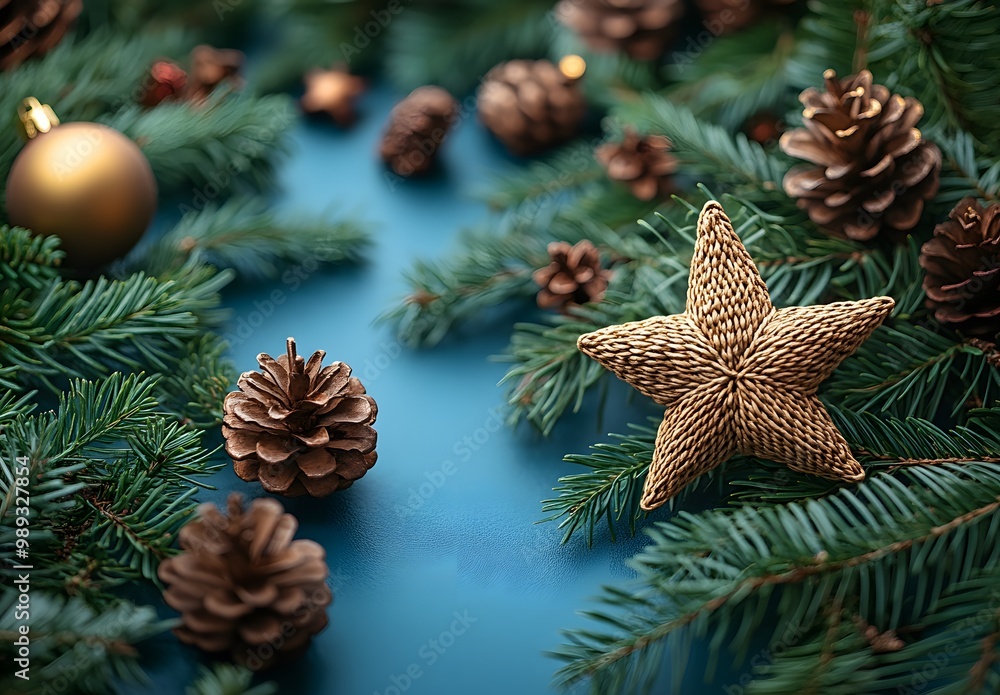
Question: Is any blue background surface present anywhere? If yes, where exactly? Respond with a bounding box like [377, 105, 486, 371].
[132, 86, 706, 695]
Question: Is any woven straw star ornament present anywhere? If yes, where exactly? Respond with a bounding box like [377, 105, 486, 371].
[578, 201, 894, 511]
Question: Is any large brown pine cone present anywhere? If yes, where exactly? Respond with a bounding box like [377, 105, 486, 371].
[158, 494, 332, 669]
[780, 69, 941, 241]
[0, 0, 82, 71]
[223, 338, 378, 497]
[380, 86, 459, 177]
[478, 59, 587, 156]
[556, 0, 684, 61]
[596, 129, 677, 201]
[533, 240, 612, 311]
[920, 197, 1000, 337]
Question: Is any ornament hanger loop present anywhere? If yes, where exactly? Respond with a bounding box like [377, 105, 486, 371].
[17, 97, 60, 140]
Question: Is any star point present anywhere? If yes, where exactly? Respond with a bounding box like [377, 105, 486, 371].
[578, 201, 894, 510]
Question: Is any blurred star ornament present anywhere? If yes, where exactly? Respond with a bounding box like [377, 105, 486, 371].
[158, 493, 332, 669]
[0, 0, 83, 71]
[140, 60, 188, 107]
[301, 66, 366, 126]
[4, 97, 158, 270]
[186, 44, 244, 101]
[478, 56, 587, 156]
[223, 337, 379, 497]
[578, 201, 894, 510]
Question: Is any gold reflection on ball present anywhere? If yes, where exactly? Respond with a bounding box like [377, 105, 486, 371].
[5, 122, 157, 269]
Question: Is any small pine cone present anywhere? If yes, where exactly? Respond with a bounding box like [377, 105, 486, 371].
[223, 338, 378, 498]
[596, 129, 678, 201]
[159, 494, 331, 669]
[781, 69, 941, 241]
[379, 86, 459, 177]
[920, 197, 1000, 337]
[478, 59, 587, 156]
[186, 44, 245, 101]
[533, 240, 612, 311]
[556, 0, 684, 61]
[0, 0, 82, 71]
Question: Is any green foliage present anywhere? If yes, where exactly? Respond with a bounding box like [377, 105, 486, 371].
[868, 0, 1000, 150]
[0, 374, 222, 598]
[122, 198, 371, 279]
[553, 459, 1000, 694]
[106, 94, 296, 197]
[384, 0, 555, 94]
[186, 664, 278, 695]
[0, 592, 170, 695]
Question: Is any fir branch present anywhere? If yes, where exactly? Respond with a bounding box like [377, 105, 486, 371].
[381, 226, 550, 347]
[153, 334, 236, 428]
[553, 464, 1000, 693]
[383, 0, 556, 94]
[0, 267, 230, 394]
[0, 375, 221, 597]
[611, 96, 791, 204]
[868, 0, 1000, 150]
[665, 22, 798, 132]
[121, 198, 371, 279]
[186, 664, 277, 695]
[106, 94, 296, 196]
[0, 592, 170, 695]
[825, 323, 1000, 421]
[0, 228, 64, 293]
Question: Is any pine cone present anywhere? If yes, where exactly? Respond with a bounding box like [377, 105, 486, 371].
[781, 69, 941, 241]
[556, 0, 684, 61]
[920, 197, 1000, 337]
[533, 240, 612, 310]
[158, 494, 331, 669]
[140, 60, 188, 108]
[379, 86, 458, 177]
[478, 59, 587, 156]
[223, 338, 378, 498]
[0, 0, 82, 71]
[596, 129, 677, 201]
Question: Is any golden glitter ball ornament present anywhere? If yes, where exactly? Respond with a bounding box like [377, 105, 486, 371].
[4, 97, 158, 270]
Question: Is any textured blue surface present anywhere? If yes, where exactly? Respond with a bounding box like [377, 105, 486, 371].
[134, 86, 695, 695]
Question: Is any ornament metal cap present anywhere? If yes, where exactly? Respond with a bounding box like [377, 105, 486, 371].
[17, 97, 60, 140]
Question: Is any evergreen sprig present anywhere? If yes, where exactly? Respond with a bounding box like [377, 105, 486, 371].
[553, 461, 1000, 694]
[121, 198, 371, 279]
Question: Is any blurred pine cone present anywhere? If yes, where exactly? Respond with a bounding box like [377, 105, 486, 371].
[920, 197, 1000, 337]
[223, 338, 378, 498]
[781, 69, 941, 241]
[478, 59, 587, 156]
[596, 129, 677, 201]
[556, 0, 684, 61]
[533, 240, 612, 311]
[0, 0, 82, 71]
[159, 494, 331, 669]
[379, 86, 458, 177]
